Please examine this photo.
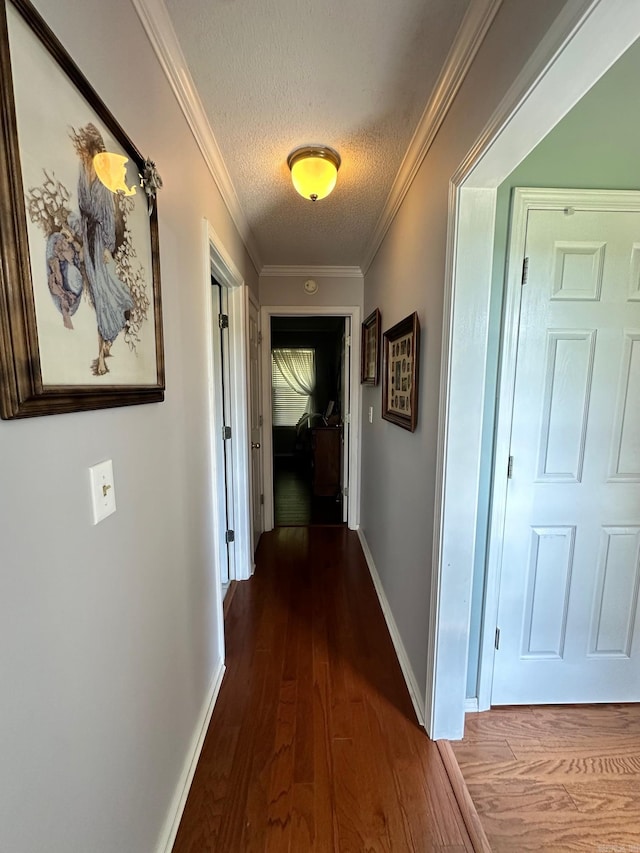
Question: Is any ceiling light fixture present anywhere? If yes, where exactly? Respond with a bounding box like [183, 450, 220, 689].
[287, 145, 341, 202]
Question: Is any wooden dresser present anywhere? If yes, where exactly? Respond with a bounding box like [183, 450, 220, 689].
[310, 426, 342, 497]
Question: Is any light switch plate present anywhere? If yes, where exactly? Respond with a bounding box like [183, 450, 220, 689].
[89, 459, 116, 524]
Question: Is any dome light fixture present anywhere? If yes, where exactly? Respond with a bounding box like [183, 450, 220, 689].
[287, 145, 341, 202]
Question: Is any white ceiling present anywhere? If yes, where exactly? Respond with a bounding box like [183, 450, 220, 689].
[144, 0, 485, 271]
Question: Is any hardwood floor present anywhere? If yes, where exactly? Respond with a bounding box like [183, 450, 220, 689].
[273, 458, 343, 526]
[450, 704, 640, 852]
[173, 527, 473, 852]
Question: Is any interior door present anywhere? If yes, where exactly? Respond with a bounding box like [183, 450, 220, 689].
[492, 192, 640, 704]
[212, 279, 234, 585]
[248, 295, 263, 553]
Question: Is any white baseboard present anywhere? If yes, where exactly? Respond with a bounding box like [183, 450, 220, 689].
[156, 659, 226, 852]
[464, 697, 479, 713]
[357, 528, 426, 726]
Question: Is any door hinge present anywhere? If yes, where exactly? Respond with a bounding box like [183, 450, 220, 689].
[222, 425, 232, 440]
[345, 335, 351, 347]
[257, 330, 263, 345]
[343, 486, 349, 497]
[521, 257, 529, 286]
[495, 627, 501, 650]
[260, 493, 264, 505]
[225, 529, 235, 544]
[218, 313, 229, 329]
[344, 413, 351, 425]
[507, 455, 514, 479]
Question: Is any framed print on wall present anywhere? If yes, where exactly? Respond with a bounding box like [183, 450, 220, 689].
[360, 307, 381, 385]
[382, 312, 420, 432]
[0, 0, 165, 419]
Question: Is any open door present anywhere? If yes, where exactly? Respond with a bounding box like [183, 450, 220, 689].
[211, 278, 235, 586]
[248, 293, 263, 555]
[490, 189, 640, 705]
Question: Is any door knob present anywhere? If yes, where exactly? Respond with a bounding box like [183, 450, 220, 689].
[251, 441, 261, 449]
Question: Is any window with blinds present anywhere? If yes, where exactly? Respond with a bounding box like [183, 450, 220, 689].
[271, 348, 314, 426]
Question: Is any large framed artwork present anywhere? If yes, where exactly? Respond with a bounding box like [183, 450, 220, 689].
[360, 307, 381, 385]
[0, 0, 164, 419]
[382, 312, 420, 432]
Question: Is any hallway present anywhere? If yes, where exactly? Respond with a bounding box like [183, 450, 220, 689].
[173, 527, 473, 851]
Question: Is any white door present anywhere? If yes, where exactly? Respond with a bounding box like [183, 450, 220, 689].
[248, 296, 263, 553]
[212, 279, 235, 585]
[492, 189, 640, 704]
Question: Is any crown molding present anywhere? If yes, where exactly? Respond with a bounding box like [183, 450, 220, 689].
[360, 0, 503, 275]
[131, 0, 262, 273]
[260, 265, 363, 279]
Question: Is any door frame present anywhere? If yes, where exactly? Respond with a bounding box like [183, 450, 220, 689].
[260, 304, 362, 531]
[429, 0, 640, 739]
[203, 219, 253, 585]
[341, 316, 352, 524]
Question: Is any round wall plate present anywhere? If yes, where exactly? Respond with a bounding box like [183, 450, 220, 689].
[304, 279, 318, 295]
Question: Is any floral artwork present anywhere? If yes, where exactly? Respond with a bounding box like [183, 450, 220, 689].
[0, 0, 164, 418]
[26, 123, 150, 377]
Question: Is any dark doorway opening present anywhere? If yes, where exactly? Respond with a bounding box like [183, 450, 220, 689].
[271, 316, 346, 526]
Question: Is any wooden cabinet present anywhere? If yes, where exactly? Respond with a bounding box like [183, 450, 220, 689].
[311, 426, 342, 497]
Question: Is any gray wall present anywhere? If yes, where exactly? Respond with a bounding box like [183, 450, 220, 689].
[466, 35, 640, 697]
[0, 1, 257, 851]
[260, 273, 363, 309]
[360, 0, 571, 703]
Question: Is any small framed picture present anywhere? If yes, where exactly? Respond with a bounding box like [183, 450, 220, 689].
[360, 308, 381, 385]
[382, 312, 420, 431]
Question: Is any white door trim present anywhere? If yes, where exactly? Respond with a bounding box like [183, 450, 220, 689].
[203, 220, 253, 585]
[429, 0, 640, 739]
[260, 304, 362, 531]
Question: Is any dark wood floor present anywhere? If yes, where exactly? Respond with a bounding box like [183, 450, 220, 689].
[450, 704, 640, 852]
[273, 457, 343, 526]
[173, 527, 473, 852]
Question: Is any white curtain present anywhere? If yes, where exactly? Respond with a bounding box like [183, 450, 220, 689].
[272, 348, 316, 410]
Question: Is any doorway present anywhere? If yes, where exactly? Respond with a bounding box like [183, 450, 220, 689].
[430, 1, 640, 739]
[270, 316, 347, 526]
[204, 220, 253, 591]
[260, 304, 362, 532]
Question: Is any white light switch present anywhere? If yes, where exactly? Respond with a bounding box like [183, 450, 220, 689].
[368, 406, 374, 423]
[89, 459, 116, 524]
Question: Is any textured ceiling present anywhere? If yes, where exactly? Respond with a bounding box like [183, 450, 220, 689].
[162, 0, 471, 269]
